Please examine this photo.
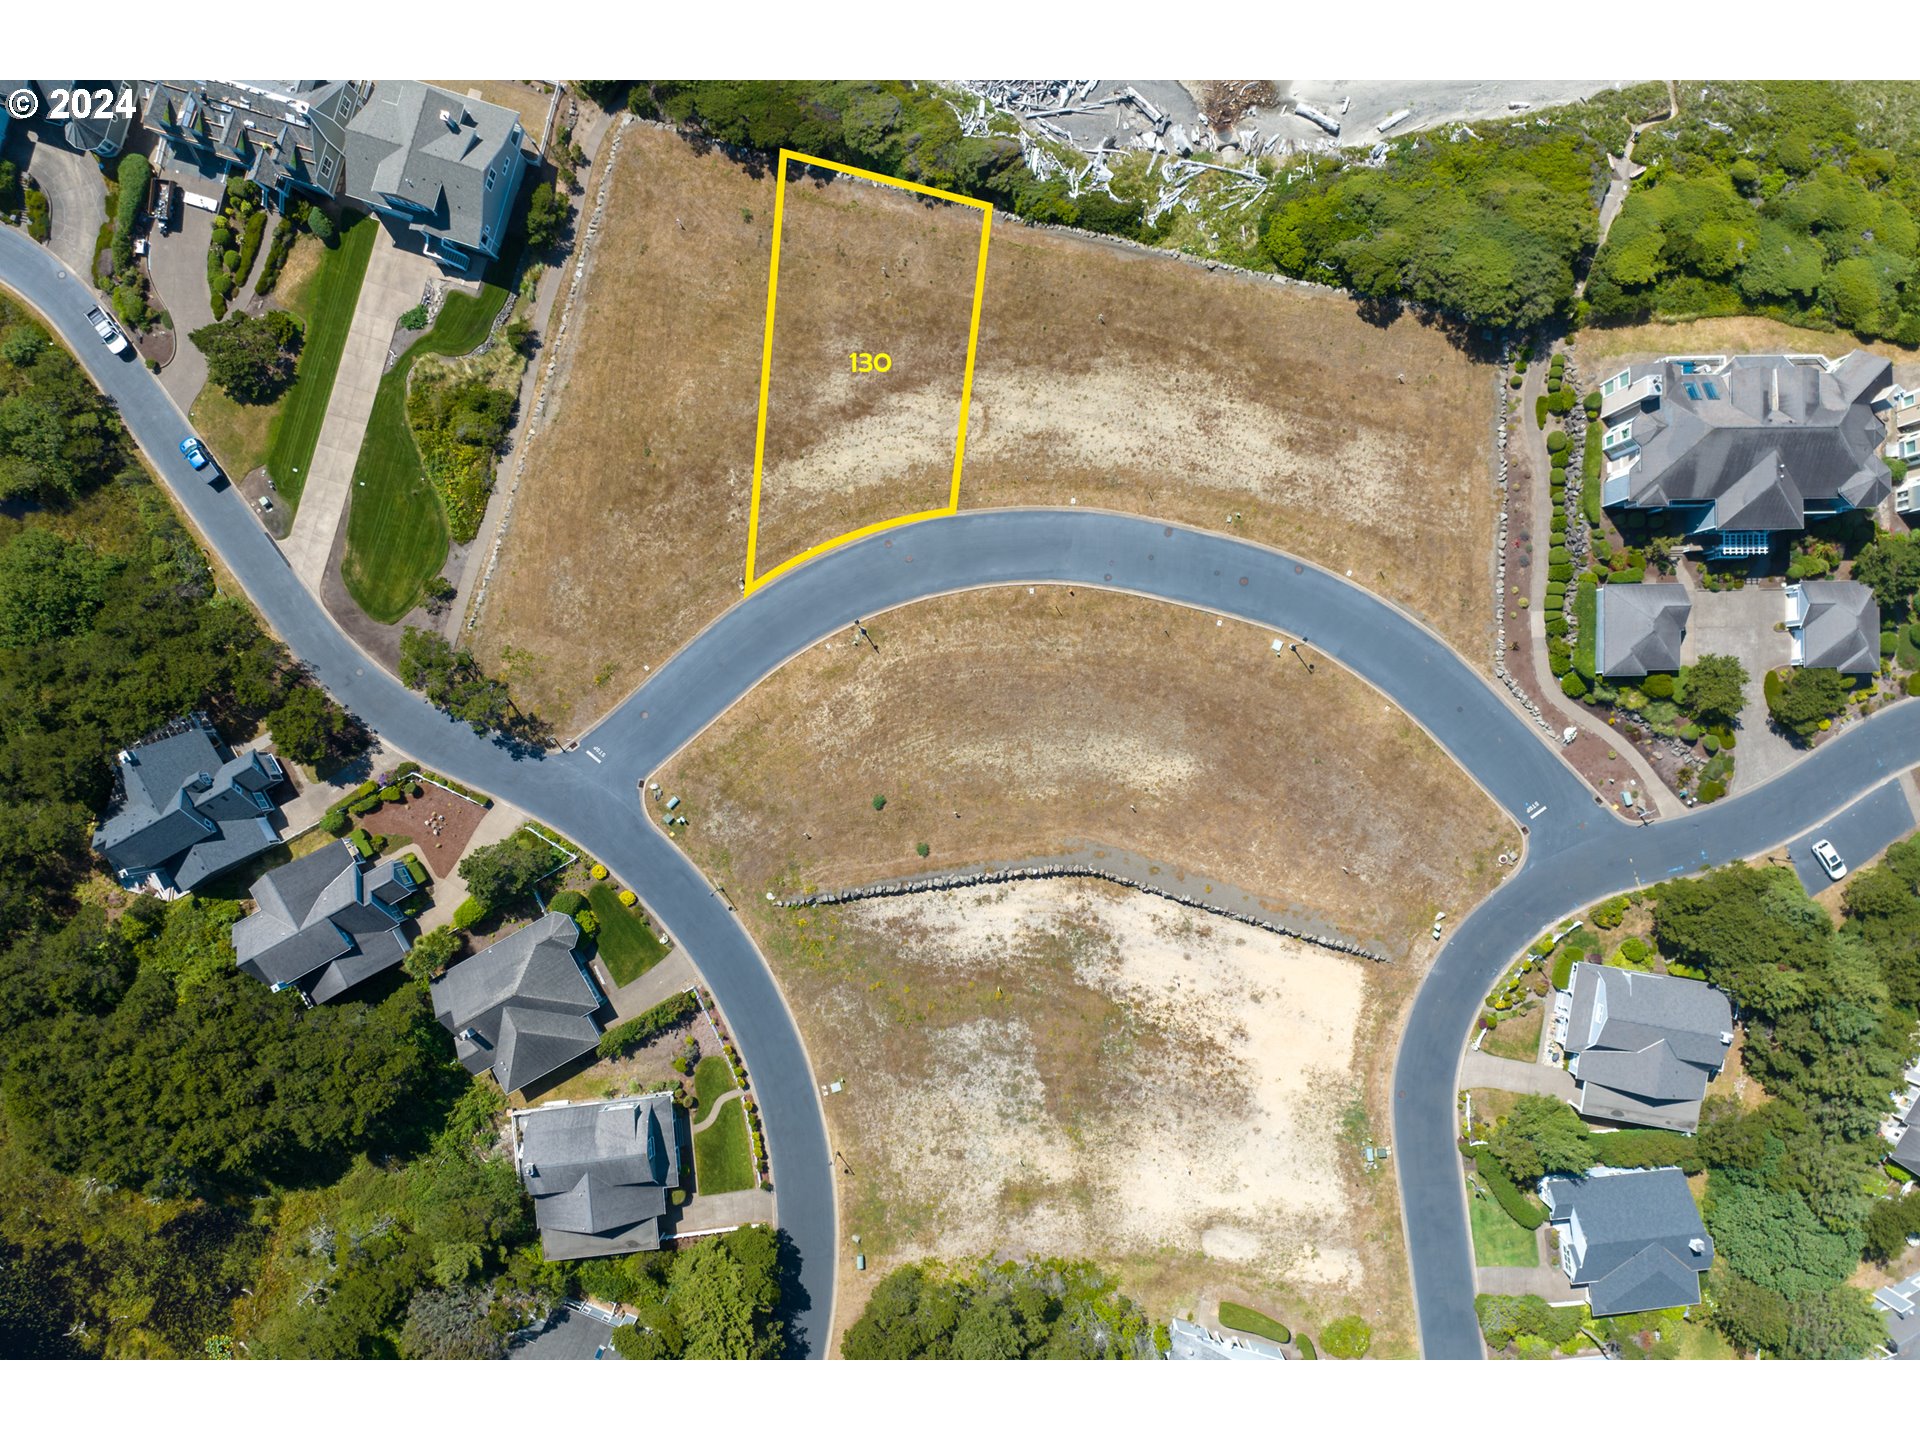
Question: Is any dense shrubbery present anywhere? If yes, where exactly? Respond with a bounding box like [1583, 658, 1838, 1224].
[596, 991, 698, 1060]
[1765, 666, 1853, 741]
[583, 1226, 785, 1359]
[841, 1257, 1157, 1359]
[190, 310, 304, 404]
[406, 371, 515, 542]
[398, 627, 515, 735]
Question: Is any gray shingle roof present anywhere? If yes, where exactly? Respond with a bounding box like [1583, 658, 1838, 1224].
[1793, 579, 1880, 674]
[344, 81, 521, 254]
[1597, 584, 1690, 679]
[1607, 351, 1893, 532]
[91, 718, 283, 893]
[142, 80, 365, 199]
[519, 1094, 679, 1259]
[431, 911, 601, 1094]
[1545, 1168, 1712, 1316]
[1565, 964, 1731, 1132]
[232, 839, 414, 1001]
[1893, 1123, 1920, 1176]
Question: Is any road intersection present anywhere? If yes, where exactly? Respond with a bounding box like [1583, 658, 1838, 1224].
[8, 219, 1920, 1357]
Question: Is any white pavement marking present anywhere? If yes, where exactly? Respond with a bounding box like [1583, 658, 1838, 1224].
[281, 228, 440, 591]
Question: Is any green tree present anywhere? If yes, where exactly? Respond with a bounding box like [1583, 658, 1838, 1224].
[1852, 531, 1920, 609]
[189, 311, 304, 404]
[0, 529, 113, 647]
[1705, 1173, 1861, 1299]
[455, 835, 553, 911]
[1488, 1093, 1597, 1184]
[1677, 652, 1749, 728]
[264, 685, 354, 769]
[525, 182, 571, 250]
[1320, 1314, 1373, 1358]
[399, 1283, 507, 1359]
[1767, 666, 1853, 741]
[405, 925, 462, 984]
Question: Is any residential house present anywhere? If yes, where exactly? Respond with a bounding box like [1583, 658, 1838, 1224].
[1894, 1123, 1920, 1178]
[1563, 963, 1733, 1132]
[1596, 584, 1690, 680]
[516, 1094, 680, 1259]
[343, 81, 525, 270]
[34, 82, 136, 156]
[1597, 351, 1893, 559]
[140, 81, 371, 205]
[1874, 1272, 1920, 1359]
[430, 911, 604, 1094]
[232, 839, 417, 1002]
[1166, 1318, 1285, 1361]
[1544, 1168, 1713, 1317]
[1784, 578, 1880, 674]
[91, 714, 284, 897]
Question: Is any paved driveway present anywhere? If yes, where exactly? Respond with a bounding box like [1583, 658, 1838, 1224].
[1459, 1051, 1577, 1100]
[1785, 779, 1916, 895]
[10, 131, 103, 281]
[282, 224, 436, 588]
[1680, 580, 1797, 786]
[144, 197, 215, 413]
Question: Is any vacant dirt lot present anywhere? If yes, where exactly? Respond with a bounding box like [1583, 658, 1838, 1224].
[656, 588, 1512, 958]
[474, 127, 1497, 732]
[753, 165, 984, 578]
[754, 876, 1418, 1354]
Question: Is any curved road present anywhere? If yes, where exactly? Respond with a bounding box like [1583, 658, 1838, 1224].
[9, 222, 1920, 1358]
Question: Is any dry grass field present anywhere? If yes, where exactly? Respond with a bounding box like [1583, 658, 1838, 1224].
[752, 165, 984, 578]
[1580, 315, 1920, 367]
[655, 588, 1513, 958]
[748, 876, 1421, 1355]
[473, 127, 1497, 731]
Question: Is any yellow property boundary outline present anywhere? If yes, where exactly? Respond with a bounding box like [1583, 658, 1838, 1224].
[744, 149, 993, 594]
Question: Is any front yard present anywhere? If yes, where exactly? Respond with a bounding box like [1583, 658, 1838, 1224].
[587, 881, 669, 986]
[692, 1098, 756, 1195]
[1469, 1186, 1541, 1268]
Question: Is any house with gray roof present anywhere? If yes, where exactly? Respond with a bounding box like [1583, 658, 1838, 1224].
[1564, 963, 1732, 1133]
[1597, 351, 1893, 559]
[1893, 1121, 1920, 1177]
[1784, 578, 1880, 675]
[33, 82, 137, 156]
[91, 714, 285, 898]
[516, 1094, 680, 1259]
[233, 839, 416, 1003]
[1166, 1318, 1285, 1361]
[1544, 1168, 1713, 1316]
[1874, 1271, 1920, 1359]
[344, 81, 525, 270]
[1596, 584, 1690, 680]
[431, 911, 604, 1094]
[141, 80, 371, 205]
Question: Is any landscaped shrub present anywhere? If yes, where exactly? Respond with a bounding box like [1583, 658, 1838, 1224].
[1883, 630, 1900, 657]
[1550, 951, 1573, 990]
[234, 208, 268, 288]
[1294, 1334, 1317, 1359]
[1695, 780, 1726, 802]
[307, 208, 335, 244]
[1584, 390, 1602, 418]
[318, 807, 350, 836]
[1546, 431, 1569, 458]
[379, 784, 402, 803]
[254, 216, 297, 295]
[1608, 567, 1644, 584]
[1561, 672, 1588, 699]
[453, 896, 488, 929]
[1908, 673, 1920, 697]
[1548, 546, 1570, 565]
[596, 991, 698, 1060]
[548, 889, 588, 916]
[1548, 639, 1573, 676]
[1590, 1128, 1700, 1173]
[346, 793, 380, 816]
[1550, 514, 1567, 534]
[110, 154, 150, 275]
[590, 862, 608, 880]
[1546, 616, 1568, 638]
[1616, 935, 1650, 966]
[618, 889, 637, 906]
[1546, 387, 1576, 416]
[1320, 1315, 1372, 1359]
[1588, 894, 1629, 928]
[1479, 1156, 1550, 1229]
[1545, 581, 1567, 600]
[1535, 394, 1548, 429]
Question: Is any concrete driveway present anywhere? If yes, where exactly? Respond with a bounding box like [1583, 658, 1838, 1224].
[144, 196, 215, 413]
[8, 130, 103, 281]
[1680, 579, 1798, 788]
[1785, 779, 1916, 895]
[282, 224, 437, 590]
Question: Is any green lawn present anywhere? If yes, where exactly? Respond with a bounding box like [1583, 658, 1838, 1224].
[264, 213, 378, 511]
[692, 1098, 756, 1195]
[587, 882, 669, 987]
[692, 1054, 735, 1124]
[1217, 1301, 1290, 1344]
[1469, 1187, 1540, 1267]
[340, 280, 511, 622]
[1481, 1005, 1544, 1062]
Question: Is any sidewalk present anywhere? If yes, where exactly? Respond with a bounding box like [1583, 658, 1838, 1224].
[282, 226, 438, 590]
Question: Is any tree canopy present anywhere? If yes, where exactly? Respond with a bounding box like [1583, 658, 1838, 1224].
[189, 310, 304, 404]
[840, 1258, 1158, 1359]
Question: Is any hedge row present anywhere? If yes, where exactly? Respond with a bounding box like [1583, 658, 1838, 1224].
[1478, 1156, 1550, 1229]
[1589, 1128, 1701, 1174]
[596, 990, 699, 1060]
[1550, 951, 1573, 990]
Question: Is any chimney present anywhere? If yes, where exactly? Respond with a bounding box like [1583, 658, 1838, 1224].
[1690, 1237, 1706, 1255]
[440, 108, 455, 130]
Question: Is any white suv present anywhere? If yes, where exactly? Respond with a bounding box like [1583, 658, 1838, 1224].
[1811, 839, 1846, 881]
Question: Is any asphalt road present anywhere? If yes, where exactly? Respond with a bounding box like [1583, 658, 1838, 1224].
[9, 220, 1920, 1359]
[1785, 780, 1916, 896]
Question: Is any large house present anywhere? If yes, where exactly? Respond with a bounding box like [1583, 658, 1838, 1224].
[1874, 1272, 1920, 1359]
[1784, 578, 1880, 674]
[1597, 351, 1893, 559]
[1544, 1168, 1714, 1316]
[1596, 584, 1690, 680]
[343, 81, 525, 269]
[91, 714, 284, 897]
[431, 911, 604, 1094]
[33, 81, 137, 156]
[232, 839, 417, 1003]
[140, 80, 371, 205]
[1562, 963, 1732, 1133]
[516, 1094, 681, 1259]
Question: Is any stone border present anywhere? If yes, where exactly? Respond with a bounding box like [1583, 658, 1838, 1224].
[773, 863, 1389, 963]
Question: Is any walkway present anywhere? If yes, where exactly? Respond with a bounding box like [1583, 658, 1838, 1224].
[601, 948, 698, 1023]
[12, 215, 1920, 1358]
[1459, 1051, 1578, 1101]
[281, 225, 436, 589]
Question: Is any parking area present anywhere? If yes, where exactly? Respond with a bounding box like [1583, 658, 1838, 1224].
[3, 129, 104, 281]
[1680, 580, 1798, 788]
[1785, 779, 1916, 895]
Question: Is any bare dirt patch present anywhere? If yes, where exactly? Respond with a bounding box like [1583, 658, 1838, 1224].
[473, 127, 1497, 733]
[656, 587, 1513, 958]
[758, 876, 1412, 1352]
[753, 167, 983, 576]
